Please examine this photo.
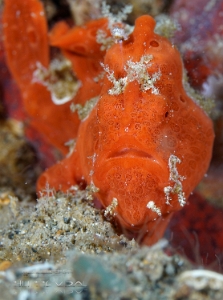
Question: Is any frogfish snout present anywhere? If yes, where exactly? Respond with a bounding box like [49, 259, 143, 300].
[93, 154, 170, 227]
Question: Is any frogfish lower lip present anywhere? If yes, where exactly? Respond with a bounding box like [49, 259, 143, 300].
[107, 148, 153, 159]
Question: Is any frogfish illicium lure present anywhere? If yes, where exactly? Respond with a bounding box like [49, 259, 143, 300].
[3, 0, 214, 244]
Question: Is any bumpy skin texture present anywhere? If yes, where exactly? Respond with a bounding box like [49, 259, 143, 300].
[3, 0, 214, 244]
[3, 0, 106, 154]
[39, 16, 214, 244]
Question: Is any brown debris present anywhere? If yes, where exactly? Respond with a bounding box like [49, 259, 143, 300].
[0, 119, 39, 202]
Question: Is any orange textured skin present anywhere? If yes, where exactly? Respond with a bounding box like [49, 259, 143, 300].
[3, 0, 106, 153]
[3, 1, 214, 244]
[39, 16, 214, 244]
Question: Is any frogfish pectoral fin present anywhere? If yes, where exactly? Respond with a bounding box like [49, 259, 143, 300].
[37, 153, 81, 195]
[37, 161, 76, 195]
[141, 213, 173, 246]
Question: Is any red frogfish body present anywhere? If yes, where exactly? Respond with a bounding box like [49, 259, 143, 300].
[2, 0, 214, 244]
[38, 16, 214, 244]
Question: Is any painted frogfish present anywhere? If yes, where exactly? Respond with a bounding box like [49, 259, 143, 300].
[3, 0, 214, 245]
